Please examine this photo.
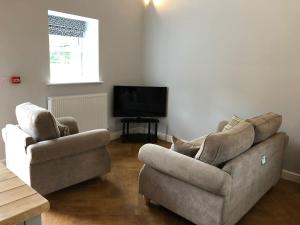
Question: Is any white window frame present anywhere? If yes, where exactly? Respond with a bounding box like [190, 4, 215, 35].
[48, 10, 101, 85]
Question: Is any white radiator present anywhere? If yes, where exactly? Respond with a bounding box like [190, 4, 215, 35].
[48, 93, 108, 132]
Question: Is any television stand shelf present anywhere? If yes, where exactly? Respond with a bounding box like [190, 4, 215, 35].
[121, 118, 159, 143]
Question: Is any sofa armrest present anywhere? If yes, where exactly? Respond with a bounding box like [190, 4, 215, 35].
[27, 129, 110, 164]
[56, 117, 79, 134]
[2, 124, 36, 148]
[138, 144, 232, 196]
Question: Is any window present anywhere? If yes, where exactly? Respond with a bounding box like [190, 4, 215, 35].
[48, 11, 100, 84]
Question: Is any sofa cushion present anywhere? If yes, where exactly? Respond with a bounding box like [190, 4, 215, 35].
[57, 121, 71, 137]
[16, 102, 60, 142]
[56, 117, 79, 134]
[222, 115, 244, 131]
[246, 112, 282, 144]
[171, 136, 202, 157]
[27, 129, 110, 164]
[195, 121, 255, 166]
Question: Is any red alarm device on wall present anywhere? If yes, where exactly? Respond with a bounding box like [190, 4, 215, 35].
[10, 75, 21, 84]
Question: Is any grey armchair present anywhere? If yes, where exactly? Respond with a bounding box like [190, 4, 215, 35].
[2, 103, 111, 195]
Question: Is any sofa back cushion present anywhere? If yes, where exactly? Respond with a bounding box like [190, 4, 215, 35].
[171, 136, 203, 157]
[222, 115, 244, 131]
[16, 103, 60, 142]
[195, 121, 255, 166]
[246, 112, 282, 144]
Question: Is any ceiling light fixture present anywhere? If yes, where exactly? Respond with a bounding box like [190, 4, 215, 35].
[144, 0, 163, 7]
[144, 0, 151, 6]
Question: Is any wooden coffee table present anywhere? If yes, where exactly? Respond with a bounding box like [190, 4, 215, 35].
[0, 163, 49, 225]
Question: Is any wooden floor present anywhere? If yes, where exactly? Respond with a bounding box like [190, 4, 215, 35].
[43, 140, 300, 225]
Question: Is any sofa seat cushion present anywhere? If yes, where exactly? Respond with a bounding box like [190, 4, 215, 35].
[171, 136, 202, 157]
[246, 112, 282, 144]
[16, 103, 60, 142]
[195, 121, 255, 166]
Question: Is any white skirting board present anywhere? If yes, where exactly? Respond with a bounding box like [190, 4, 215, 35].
[157, 132, 172, 143]
[281, 170, 300, 184]
[0, 159, 5, 165]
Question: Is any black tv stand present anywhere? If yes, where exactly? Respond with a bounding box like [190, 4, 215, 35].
[121, 118, 159, 143]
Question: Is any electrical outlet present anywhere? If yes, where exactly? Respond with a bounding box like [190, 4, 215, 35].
[261, 155, 267, 165]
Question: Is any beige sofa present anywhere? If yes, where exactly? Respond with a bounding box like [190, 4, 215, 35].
[138, 113, 288, 225]
[2, 103, 111, 195]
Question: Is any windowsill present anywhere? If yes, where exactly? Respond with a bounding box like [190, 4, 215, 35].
[47, 81, 103, 86]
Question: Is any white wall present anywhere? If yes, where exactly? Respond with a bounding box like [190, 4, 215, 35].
[144, 0, 300, 173]
[0, 0, 144, 158]
[1, 0, 299, 175]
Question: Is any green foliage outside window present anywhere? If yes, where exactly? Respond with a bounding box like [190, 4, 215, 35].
[50, 51, 71, 64]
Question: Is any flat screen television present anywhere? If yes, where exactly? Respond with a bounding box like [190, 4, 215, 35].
[113, 86, 167, 117]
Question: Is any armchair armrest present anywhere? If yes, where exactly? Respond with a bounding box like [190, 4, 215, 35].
[2, 124, 36, 148]
[138, 144, 232, 196]
[27, 129, 110, 164]
[56, 117, 79, 134]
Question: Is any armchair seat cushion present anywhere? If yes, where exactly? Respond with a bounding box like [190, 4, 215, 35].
[16, 103, 60, 142]
[27, 129, 110, 164]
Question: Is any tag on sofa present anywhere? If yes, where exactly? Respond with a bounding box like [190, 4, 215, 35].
[261, 155, 267, 165]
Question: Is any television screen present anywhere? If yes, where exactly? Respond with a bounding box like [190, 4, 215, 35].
[113, 86, 167, 117]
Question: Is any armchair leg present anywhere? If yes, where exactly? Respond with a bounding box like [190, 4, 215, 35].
[99, 174, 107, 180]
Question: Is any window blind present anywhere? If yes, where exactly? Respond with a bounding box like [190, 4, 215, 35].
[48, 15, 87, 38]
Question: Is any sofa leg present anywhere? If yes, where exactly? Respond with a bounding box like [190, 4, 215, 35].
[99, 174, 108, 181]
[144, 196, 151, 205]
